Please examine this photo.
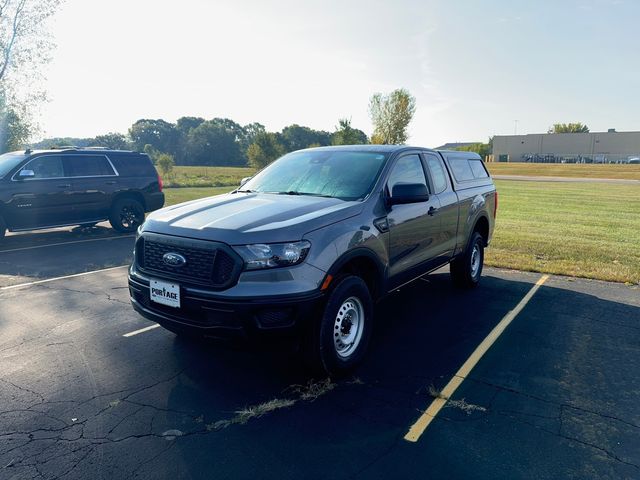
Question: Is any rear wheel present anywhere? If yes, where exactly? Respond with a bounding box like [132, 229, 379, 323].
[303, 275, 373, 377]
[109, 198, 145, 233]
[450, 232, 484, 288]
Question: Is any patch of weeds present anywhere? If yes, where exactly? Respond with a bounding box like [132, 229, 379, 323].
[447, 398, 487, 415]
[289, 378, 336, 402]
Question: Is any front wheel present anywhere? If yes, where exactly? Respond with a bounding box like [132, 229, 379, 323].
[303, 275, 373, 377]
[109, 198, 145, 233]
[450, 232, 484, 288]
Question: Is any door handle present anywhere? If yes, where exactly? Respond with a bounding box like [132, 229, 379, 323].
[428, 206, 438, 216]
[57, 184, 71, 188]
[105, 180, 117, 185]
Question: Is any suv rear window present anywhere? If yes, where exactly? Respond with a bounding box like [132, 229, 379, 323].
[63, 155, 115, 177]
[109, 154, 156, 177]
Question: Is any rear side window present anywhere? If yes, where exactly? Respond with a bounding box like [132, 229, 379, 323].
[469, 159, 489, 178]
[448, 158, 475, 182]
[387, 154, 427, 195]
[24, 155, 64, 179]
[63, 155, 115, 177]
[110, 154, 156, 177]
[425, 154, 448, 194]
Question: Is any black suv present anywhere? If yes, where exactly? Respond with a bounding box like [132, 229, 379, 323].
[0, 147, 165, 239]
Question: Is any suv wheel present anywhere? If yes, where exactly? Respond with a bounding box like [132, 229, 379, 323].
[303, 275, 373, 377]
[109, 198, 144, 233]
[450, 231, 484, 288]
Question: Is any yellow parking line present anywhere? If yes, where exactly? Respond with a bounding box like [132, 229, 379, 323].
[404, 274, 550, 443]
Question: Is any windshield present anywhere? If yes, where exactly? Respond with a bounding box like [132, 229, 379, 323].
[0, 152, 27, 179]
[241, 150, 388, 200]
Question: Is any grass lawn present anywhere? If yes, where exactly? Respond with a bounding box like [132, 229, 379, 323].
[163, 166, 255, 188]
[487, 180, 640, 284]
[486, 163, 640, 180]
[161, 181, 640, 284]
[164, 186, 234, 206]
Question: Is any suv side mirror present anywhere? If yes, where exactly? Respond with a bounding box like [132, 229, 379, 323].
[240, 176, 252, 187]
[388, 183, 429, 205]
[18, 169, 35, 180]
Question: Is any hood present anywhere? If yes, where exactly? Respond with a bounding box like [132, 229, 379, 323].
[143, 192, 363, 244]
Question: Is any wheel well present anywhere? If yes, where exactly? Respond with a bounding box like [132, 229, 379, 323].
[474, 216, 489, 245]
[112, 192, 146, 211]
[335, 255, 382, 300]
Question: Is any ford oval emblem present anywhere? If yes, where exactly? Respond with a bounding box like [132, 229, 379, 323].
[163, 252, 187, 267]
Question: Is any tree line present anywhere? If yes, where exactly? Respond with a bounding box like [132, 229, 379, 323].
[29, 88, 418, 171]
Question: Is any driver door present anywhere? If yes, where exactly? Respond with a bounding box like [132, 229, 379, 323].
[386, 153, 442, 290]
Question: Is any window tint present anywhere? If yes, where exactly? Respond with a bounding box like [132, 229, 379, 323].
[469, 159, 489, 178]
[448, 158, 475, 182]
[109, 154, 156, 177]
[387, 155, 427, 195]
[63, 155, 115, 177]
[23, 156, 64, 179]
[425, 154, 448, 194]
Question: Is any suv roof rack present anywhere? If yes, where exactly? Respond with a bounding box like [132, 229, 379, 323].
[51, 146, 79, 150]
[85, 146, 109, 150]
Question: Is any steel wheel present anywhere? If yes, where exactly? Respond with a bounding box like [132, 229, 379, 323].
[333, 296, 365, 358]
[470, 243, 481, 278]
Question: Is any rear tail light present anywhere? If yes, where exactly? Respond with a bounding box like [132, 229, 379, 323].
[493, 191, 498, 218]
[157, 173, 163, 192]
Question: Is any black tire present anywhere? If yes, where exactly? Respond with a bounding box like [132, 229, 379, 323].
[303, 275, 373, 377]
[109, 197, 145, 233]
[450, 231, 484, 288]
[0, 215, 6, 241]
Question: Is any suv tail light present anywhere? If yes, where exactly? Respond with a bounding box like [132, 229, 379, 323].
[493, 191, 498, 218]
[157, 173, 163, 192]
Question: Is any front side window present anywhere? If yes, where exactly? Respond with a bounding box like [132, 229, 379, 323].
[242, 150, 388, 200]
[22, 156, 64, 179]
[63, 155, 115, 177]
[387, 154, 427, 196]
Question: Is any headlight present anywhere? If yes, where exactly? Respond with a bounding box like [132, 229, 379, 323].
[233, 241, 311, 270]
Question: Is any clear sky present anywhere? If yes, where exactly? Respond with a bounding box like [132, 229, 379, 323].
[39, 0, 640, 147]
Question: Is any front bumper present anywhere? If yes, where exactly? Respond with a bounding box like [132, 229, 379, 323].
[128, 267, 324, 339]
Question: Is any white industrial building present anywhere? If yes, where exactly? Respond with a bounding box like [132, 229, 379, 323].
[491, 130, 640, 163]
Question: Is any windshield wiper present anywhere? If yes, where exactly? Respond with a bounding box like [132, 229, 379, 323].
[278, 191, 333, 198]
[234, 189, 256, 193]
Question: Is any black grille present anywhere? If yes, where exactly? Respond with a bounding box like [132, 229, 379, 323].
[137, 235, 240, 288]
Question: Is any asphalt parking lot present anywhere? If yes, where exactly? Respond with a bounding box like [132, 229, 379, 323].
[1, 225, 639, 479]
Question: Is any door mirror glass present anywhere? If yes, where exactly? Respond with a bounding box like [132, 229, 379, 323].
[388, 183, 429, 205]
[18, 169, 35, 179]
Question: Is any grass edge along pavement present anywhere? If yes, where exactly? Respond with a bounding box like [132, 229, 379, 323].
[163, 179, 640, 285]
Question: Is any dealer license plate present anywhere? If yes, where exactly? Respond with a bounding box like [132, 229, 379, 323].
[150, 279, 181, 308]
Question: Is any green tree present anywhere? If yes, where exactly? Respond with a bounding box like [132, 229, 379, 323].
[281, 124, 331, 151]
[247, 132, 286, 168]
[156, 153, 175, 177]
[331, 118, 368, 145]
[129, 119, 178, 154]
[0, 0, 62, 149]
[548, 123, 590, 133]
[184, 120, 243, 166]
[368, 88, 416, 144]
[93, 132, 129, 150]
[0, 97, 31, 152]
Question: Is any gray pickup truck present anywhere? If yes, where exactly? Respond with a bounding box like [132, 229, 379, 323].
[129, 145, 497, 375]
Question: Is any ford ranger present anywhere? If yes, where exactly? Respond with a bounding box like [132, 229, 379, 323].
[128, 145, 497, 375]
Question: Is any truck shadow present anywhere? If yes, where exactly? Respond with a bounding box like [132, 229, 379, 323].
[126, 272, 640, 478]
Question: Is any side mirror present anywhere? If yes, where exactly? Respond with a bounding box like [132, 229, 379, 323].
[388, 183, 429, 205]
[240, 176, 252, 187]
[18, 169, 35, 180]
